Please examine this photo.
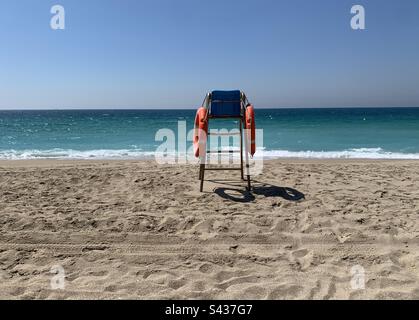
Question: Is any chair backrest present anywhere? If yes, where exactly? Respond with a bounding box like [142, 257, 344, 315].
[210, 90, 242, 117]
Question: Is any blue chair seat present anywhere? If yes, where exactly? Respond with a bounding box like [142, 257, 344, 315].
[210, 90, 242, 117]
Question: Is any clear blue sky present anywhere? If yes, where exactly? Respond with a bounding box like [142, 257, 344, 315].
[1, 0, 419, 109]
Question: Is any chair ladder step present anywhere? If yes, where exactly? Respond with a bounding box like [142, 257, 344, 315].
[208, 132, 241, 136]
[206, 150, 240, 154]
[205, 167, 242, 171]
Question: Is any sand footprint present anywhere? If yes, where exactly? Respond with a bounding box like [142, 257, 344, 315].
[288, 248, 314, 271]
[198, 263, 216, 274]
[267, 284, 304, 299]
[214, 269, 250, 282]
[185, 280, 209, 292]
[330, 222, 353, 244]
[323, 277, 337, 300]
[167, 277, 187, 290]
[233, 285, 268, 299]
[308, 279, 322, 299]
[215, 275, 260, 290]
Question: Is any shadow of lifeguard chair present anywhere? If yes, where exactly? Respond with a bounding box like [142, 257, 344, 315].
[195, 90, 255, 192]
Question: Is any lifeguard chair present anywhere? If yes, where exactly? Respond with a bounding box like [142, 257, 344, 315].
[193, 90, 256, 192]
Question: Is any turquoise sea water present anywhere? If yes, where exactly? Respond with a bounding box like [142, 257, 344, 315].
[1, 108, 419, 159]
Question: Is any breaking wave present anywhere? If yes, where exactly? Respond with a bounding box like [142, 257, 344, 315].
[1, 147, 419, 160]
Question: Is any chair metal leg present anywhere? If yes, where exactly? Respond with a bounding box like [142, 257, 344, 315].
[246, 166, 251, 191]
[199, 164, 205, 192]
[240, 120, 244, 180]
[243, 124, 252, 191]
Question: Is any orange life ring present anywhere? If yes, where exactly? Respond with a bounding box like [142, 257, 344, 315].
[193, 107, 208, 158]
[245, 105, 256, 156]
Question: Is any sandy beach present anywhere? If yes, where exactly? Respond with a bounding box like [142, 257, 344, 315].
[0, 159, 418, 299]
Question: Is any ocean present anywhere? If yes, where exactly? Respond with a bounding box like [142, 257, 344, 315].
[1, 108, 419, 160]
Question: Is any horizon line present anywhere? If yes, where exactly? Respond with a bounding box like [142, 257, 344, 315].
[1, 106, 419, 111]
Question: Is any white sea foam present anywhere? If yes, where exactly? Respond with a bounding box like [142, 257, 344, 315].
[1, 147, 419, 160]
[259, 148, 419, 159]
[0, 149, 155, 160]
